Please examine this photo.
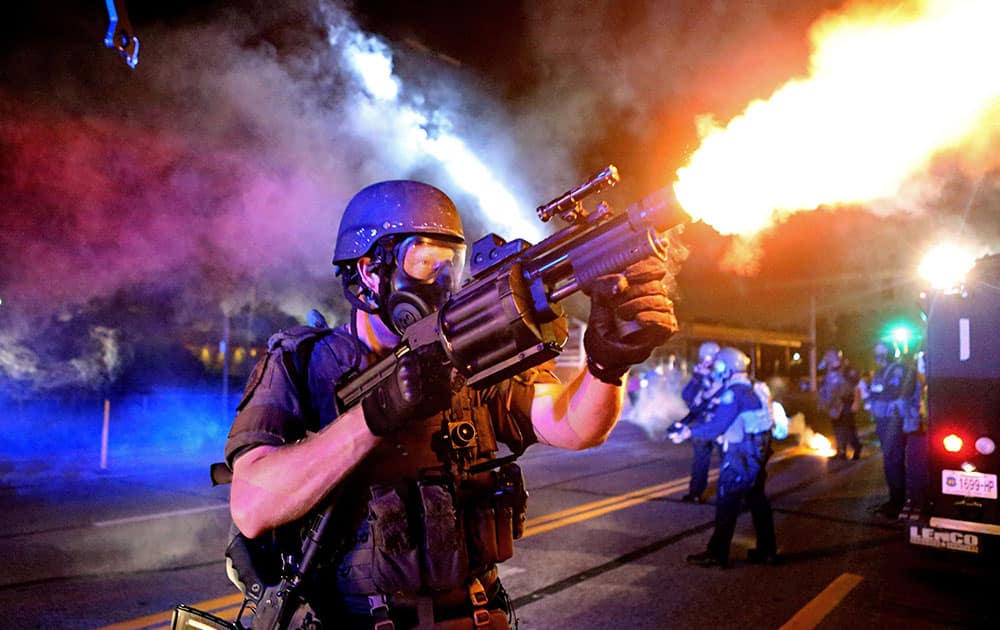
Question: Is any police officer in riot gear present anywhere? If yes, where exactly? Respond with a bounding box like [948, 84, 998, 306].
[224, 180, 679, 629]
[817, 349, 862, 460]
[869, 342, 920, 518]
[671, 347, 778, 568]
[676, 341, 722, 503]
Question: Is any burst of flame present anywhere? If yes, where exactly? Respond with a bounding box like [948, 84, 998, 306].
[806, 430, 838, 457]
[674, 0, 1000, 239]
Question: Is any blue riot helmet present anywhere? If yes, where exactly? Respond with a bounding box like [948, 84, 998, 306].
[712, 347, 750, 381]
[873, 342, 890, 367]
[818, 349, 842, 371]
[698, 341, 721, 367]
[333, 180, 466, 335]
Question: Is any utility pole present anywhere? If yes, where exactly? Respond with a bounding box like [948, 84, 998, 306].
[221, 315, 230, 422]
[809, 295, 818, 392]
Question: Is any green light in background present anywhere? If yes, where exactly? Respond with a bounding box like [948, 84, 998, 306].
[882, 321, 920, 356]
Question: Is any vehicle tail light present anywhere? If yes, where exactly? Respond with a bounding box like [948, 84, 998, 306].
[942, 434, 963, 453]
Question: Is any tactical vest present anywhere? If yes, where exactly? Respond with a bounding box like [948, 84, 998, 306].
[721, 377, 773, 445]
[869, 361, 914, 419]
[870, 362, 908, 401]
[261, 327, 528, 606]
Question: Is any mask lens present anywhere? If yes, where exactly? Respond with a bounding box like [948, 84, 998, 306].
[399, 237, 466, 287]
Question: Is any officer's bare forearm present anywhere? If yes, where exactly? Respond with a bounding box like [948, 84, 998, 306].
[230, 407, 379, 538]
[531, 367, 626, 450]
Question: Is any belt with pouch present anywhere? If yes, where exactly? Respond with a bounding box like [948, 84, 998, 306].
[343, 566, 506, 629]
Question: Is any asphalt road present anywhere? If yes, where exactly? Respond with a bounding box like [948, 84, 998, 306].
[1, 420, 995, 629]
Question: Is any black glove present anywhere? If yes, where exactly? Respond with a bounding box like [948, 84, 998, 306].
[361, 346, 453, 436]
[583, 256, 679, 385]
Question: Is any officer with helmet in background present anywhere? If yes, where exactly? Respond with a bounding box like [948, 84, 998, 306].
[222, 180, 679, 629]
[671, 347, 778, 568]
[817, 349, 862, 460]
[868, 341, 920, 518]
[675, 341, 723, 503]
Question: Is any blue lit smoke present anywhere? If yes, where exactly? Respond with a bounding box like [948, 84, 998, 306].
[0, 385, 231, 480]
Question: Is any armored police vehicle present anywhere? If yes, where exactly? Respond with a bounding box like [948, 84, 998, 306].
[907, 254, 1000, 555]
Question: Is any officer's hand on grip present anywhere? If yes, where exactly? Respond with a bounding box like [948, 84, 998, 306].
[583, 256, 679, 385]
[361, 346, 453, 436]
[669, 424, 692, 444]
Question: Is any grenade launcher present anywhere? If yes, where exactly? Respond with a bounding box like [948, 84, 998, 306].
[337, 165, 685, 410]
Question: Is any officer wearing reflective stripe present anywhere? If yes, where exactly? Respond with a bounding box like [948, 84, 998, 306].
[671, 347, 778, 568]
[224, 180, 680, 629]
[677, 341, 722, 503]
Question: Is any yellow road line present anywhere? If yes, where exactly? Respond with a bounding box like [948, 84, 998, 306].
[96, 594, 244, 630]
[778, 573, 864, 630]
[523, 475, 713, 536]
[526, 479, 689, 527]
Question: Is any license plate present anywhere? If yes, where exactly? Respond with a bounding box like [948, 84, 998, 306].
[942, 470, 998, 499]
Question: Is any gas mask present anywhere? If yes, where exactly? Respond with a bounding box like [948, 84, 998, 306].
[711, 358, 731, 384]
[378, 235, 466, 335]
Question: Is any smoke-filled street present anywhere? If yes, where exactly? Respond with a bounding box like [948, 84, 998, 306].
[1, 417, 994, 629]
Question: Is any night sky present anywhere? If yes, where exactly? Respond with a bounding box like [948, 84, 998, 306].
[2, 0, 998, 374]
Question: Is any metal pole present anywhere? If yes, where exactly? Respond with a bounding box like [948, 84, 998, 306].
[100, 399, 110, 470]
[221, 315, 230, 422]
[809, 295, 818, 392]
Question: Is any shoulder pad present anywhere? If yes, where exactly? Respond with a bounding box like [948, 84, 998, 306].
[266, 325, 333, 353]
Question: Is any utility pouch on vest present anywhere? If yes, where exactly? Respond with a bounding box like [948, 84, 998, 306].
[419, 481, 468, 592]
[471, 504, 503, 565]
[369, 485, 421, 593]
[494, 504, 515, 562]
[471, 462, 526, 565]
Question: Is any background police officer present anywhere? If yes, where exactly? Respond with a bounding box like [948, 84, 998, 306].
[817, 349, 862, 460]
[868, 342, 920, 518]
[676, 341, 722, 502]
[224, 180, 680, 628]
[671, 347, 778, 568]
